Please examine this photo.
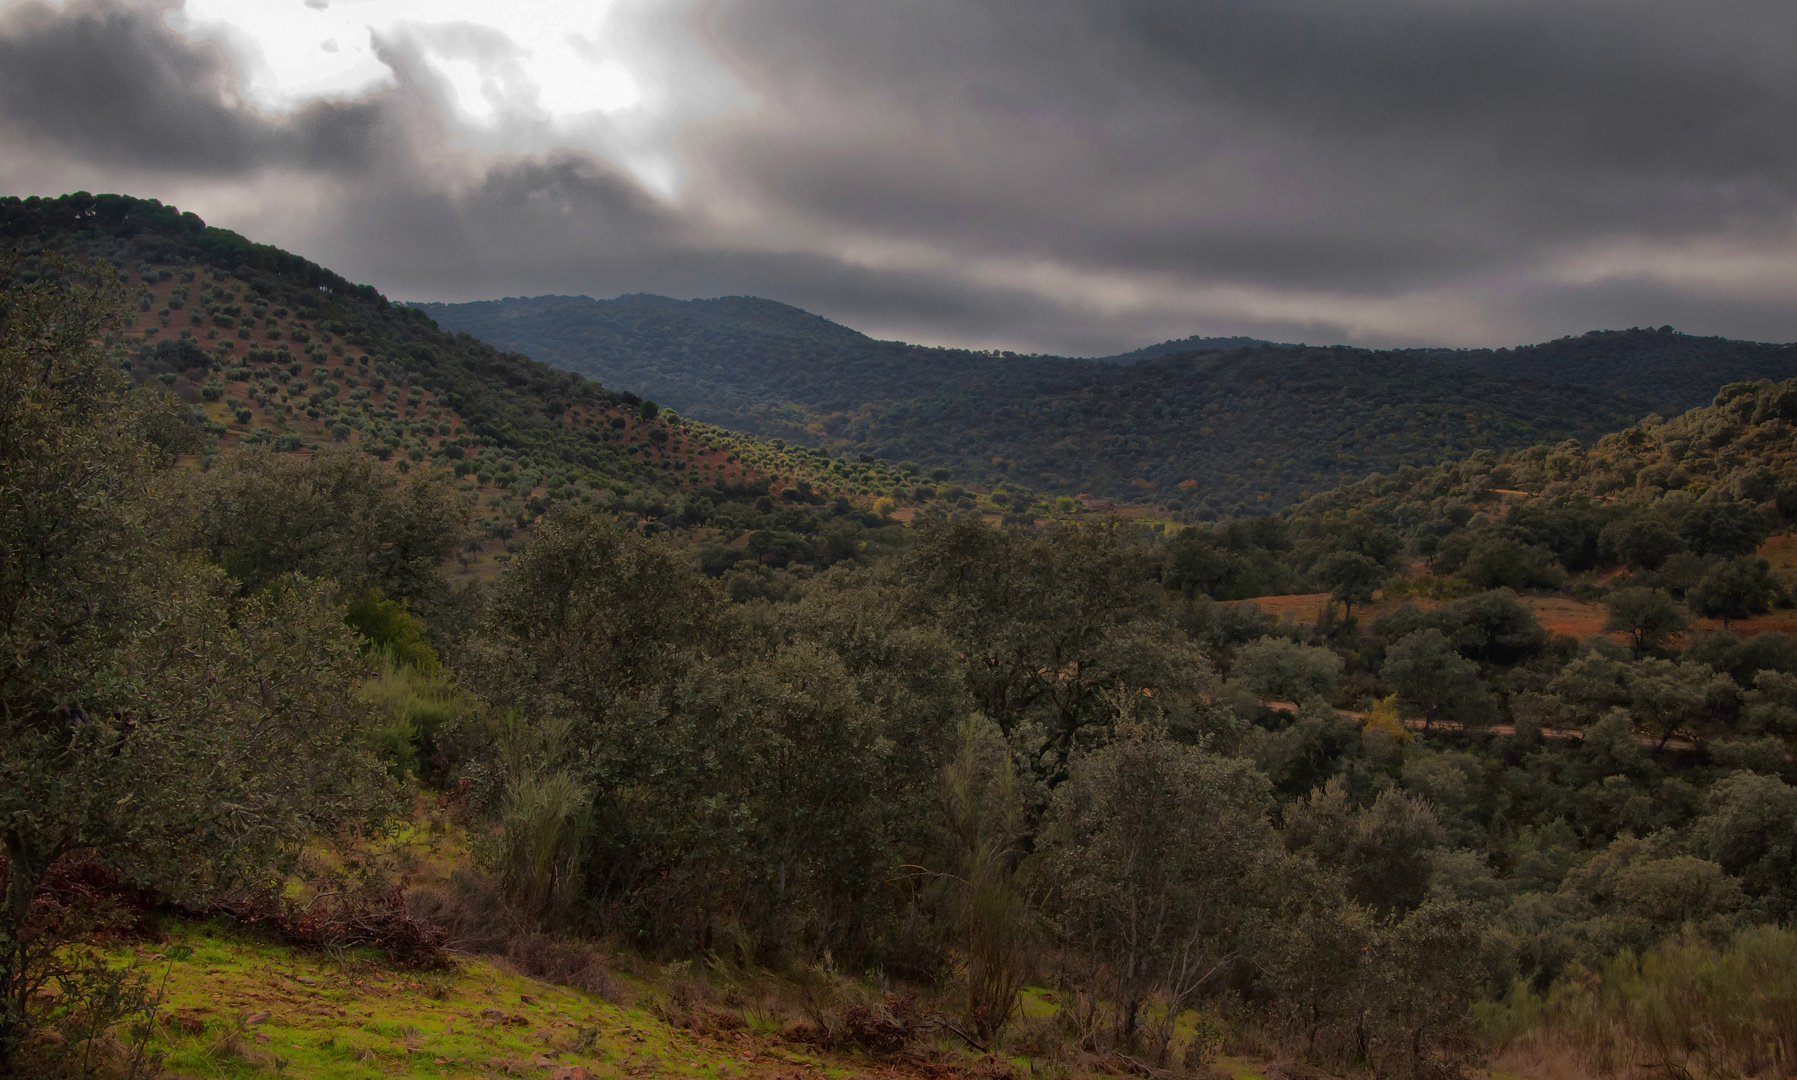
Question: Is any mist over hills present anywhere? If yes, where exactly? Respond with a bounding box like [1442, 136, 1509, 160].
[419, 293, 1797, 516]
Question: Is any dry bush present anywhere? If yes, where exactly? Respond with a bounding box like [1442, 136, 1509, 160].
[1267, 1060, 1346, 1080]
[825, 991, 929, 1056]
[406, 867, 511, 952]
[30, 855, 163, 943]
[1487, 1034, 1604, 1080]
[1482, 926, 1797, 1080]
[2, 852, 172, 1080]
[649, 959, 717, 1031]
[408, 869, 620, 1000]
[214, 882, 449, 968]
[506, 933, 616, 1000]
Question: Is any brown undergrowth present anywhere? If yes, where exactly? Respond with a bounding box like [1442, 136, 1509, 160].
[1481, 926, 1797, 1080]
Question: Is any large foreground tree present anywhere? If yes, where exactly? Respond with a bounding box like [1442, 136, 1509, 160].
[0, 259, 388, 1072]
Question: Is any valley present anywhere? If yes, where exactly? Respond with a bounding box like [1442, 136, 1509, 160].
[420, 294, 1797, 516]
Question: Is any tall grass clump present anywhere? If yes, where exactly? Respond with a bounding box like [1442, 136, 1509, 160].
[351, 588, 474, 778]
[488, 715, 591, 926]
[1483, 925, 1797, 1080]
[360, 656, 467, 778]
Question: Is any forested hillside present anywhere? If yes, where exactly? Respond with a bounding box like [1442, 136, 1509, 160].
[0, 193, 986, 599]
[16, 192, 1797, 1080]
[420, 293, 1797, 514]
[1090, 333, 1282, 363]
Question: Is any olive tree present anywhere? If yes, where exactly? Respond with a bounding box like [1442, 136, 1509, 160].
[897, 520, 1225, 788]
[1603, 587, 1688, 660]
[1382, 629, 1496, 733]
[472, 511, 959, 960]
[1688, 557, 1786, 631]
[1234, 636, 1344, 704]
[1317, 550, 1384, 621]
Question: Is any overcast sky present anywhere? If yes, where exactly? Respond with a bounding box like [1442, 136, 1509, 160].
[3, 0, 1796, 355]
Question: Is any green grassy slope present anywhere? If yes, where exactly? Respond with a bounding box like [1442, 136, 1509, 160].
[418, 295, 1797, 516]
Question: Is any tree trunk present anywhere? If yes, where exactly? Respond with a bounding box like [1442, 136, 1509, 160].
[0, 839, 48, 1078]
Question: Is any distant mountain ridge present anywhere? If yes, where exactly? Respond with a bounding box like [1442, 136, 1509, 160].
[417, 293, 1797, 515]
[1088, 334, 1287, 363]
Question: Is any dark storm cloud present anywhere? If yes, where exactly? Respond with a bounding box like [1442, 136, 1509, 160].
[2, 0, 1796, 351]
[0, 0, 405, 174]
[698, 0, 1797, 291]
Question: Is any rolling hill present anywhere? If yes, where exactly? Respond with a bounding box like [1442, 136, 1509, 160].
[1088, 332, 1286, 363]
[0, 192, 947, 578]
[418, 294, 1797, 516]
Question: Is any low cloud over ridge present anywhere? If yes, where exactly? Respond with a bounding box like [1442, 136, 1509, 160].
[3, 0, 1796, 354]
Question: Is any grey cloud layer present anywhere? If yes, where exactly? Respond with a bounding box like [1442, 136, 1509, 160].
[0, 0, 408, 174]
[2, 0, 1795, 352]
[702, 0, 1797, 279]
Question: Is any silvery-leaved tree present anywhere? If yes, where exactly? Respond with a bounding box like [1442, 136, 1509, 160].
[0, 257, 389, 1073]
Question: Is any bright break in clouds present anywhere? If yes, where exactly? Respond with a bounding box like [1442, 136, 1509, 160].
[3, 0, 1797, 355]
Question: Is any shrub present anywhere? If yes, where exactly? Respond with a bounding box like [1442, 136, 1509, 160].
[1485, 926, 1797, 1080]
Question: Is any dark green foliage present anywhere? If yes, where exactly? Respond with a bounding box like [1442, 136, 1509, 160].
[1601, 514, 1688, 570]
[895, 520, 1224, 785]
[421, 295, 1797, 514]
[1444, 589, 1548, 663]
[1688, 557, 1788, 629]
[1680, 501, 1773, 558]
[1251, 702, 1365, 799]
[22, 192, 1797, 1078]
[464, 507, 966, 958]
[1288, 380, 1797, 621]
[1233, 637, 1343, 703]
[1503, 500, 1608, 571]
[0, 192, 749, 516]
[1691, 772, 1797, 922]
[1603, 587, 1689, 659]
[1286, 782, 1447, 917]
[1040, 716, 1277, 1063]
[182, 444, 473, 601]
[1163, 518, 1302, 600]
[1383, 629, 1497, 731]
[1462, 536, 1565, 591]
[1376, 590, 1547, 665]
[0, 256, 389, 1070]
[1317, 549, 1384, 619]
[1685, 630, 1797, 689]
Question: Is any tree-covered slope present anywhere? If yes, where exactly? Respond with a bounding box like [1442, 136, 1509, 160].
[419, 294, 1797, 516]
[0, 192, 944, 581]
[1088, 332, 1285, 363]
[1447, 328, 1797, 417]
